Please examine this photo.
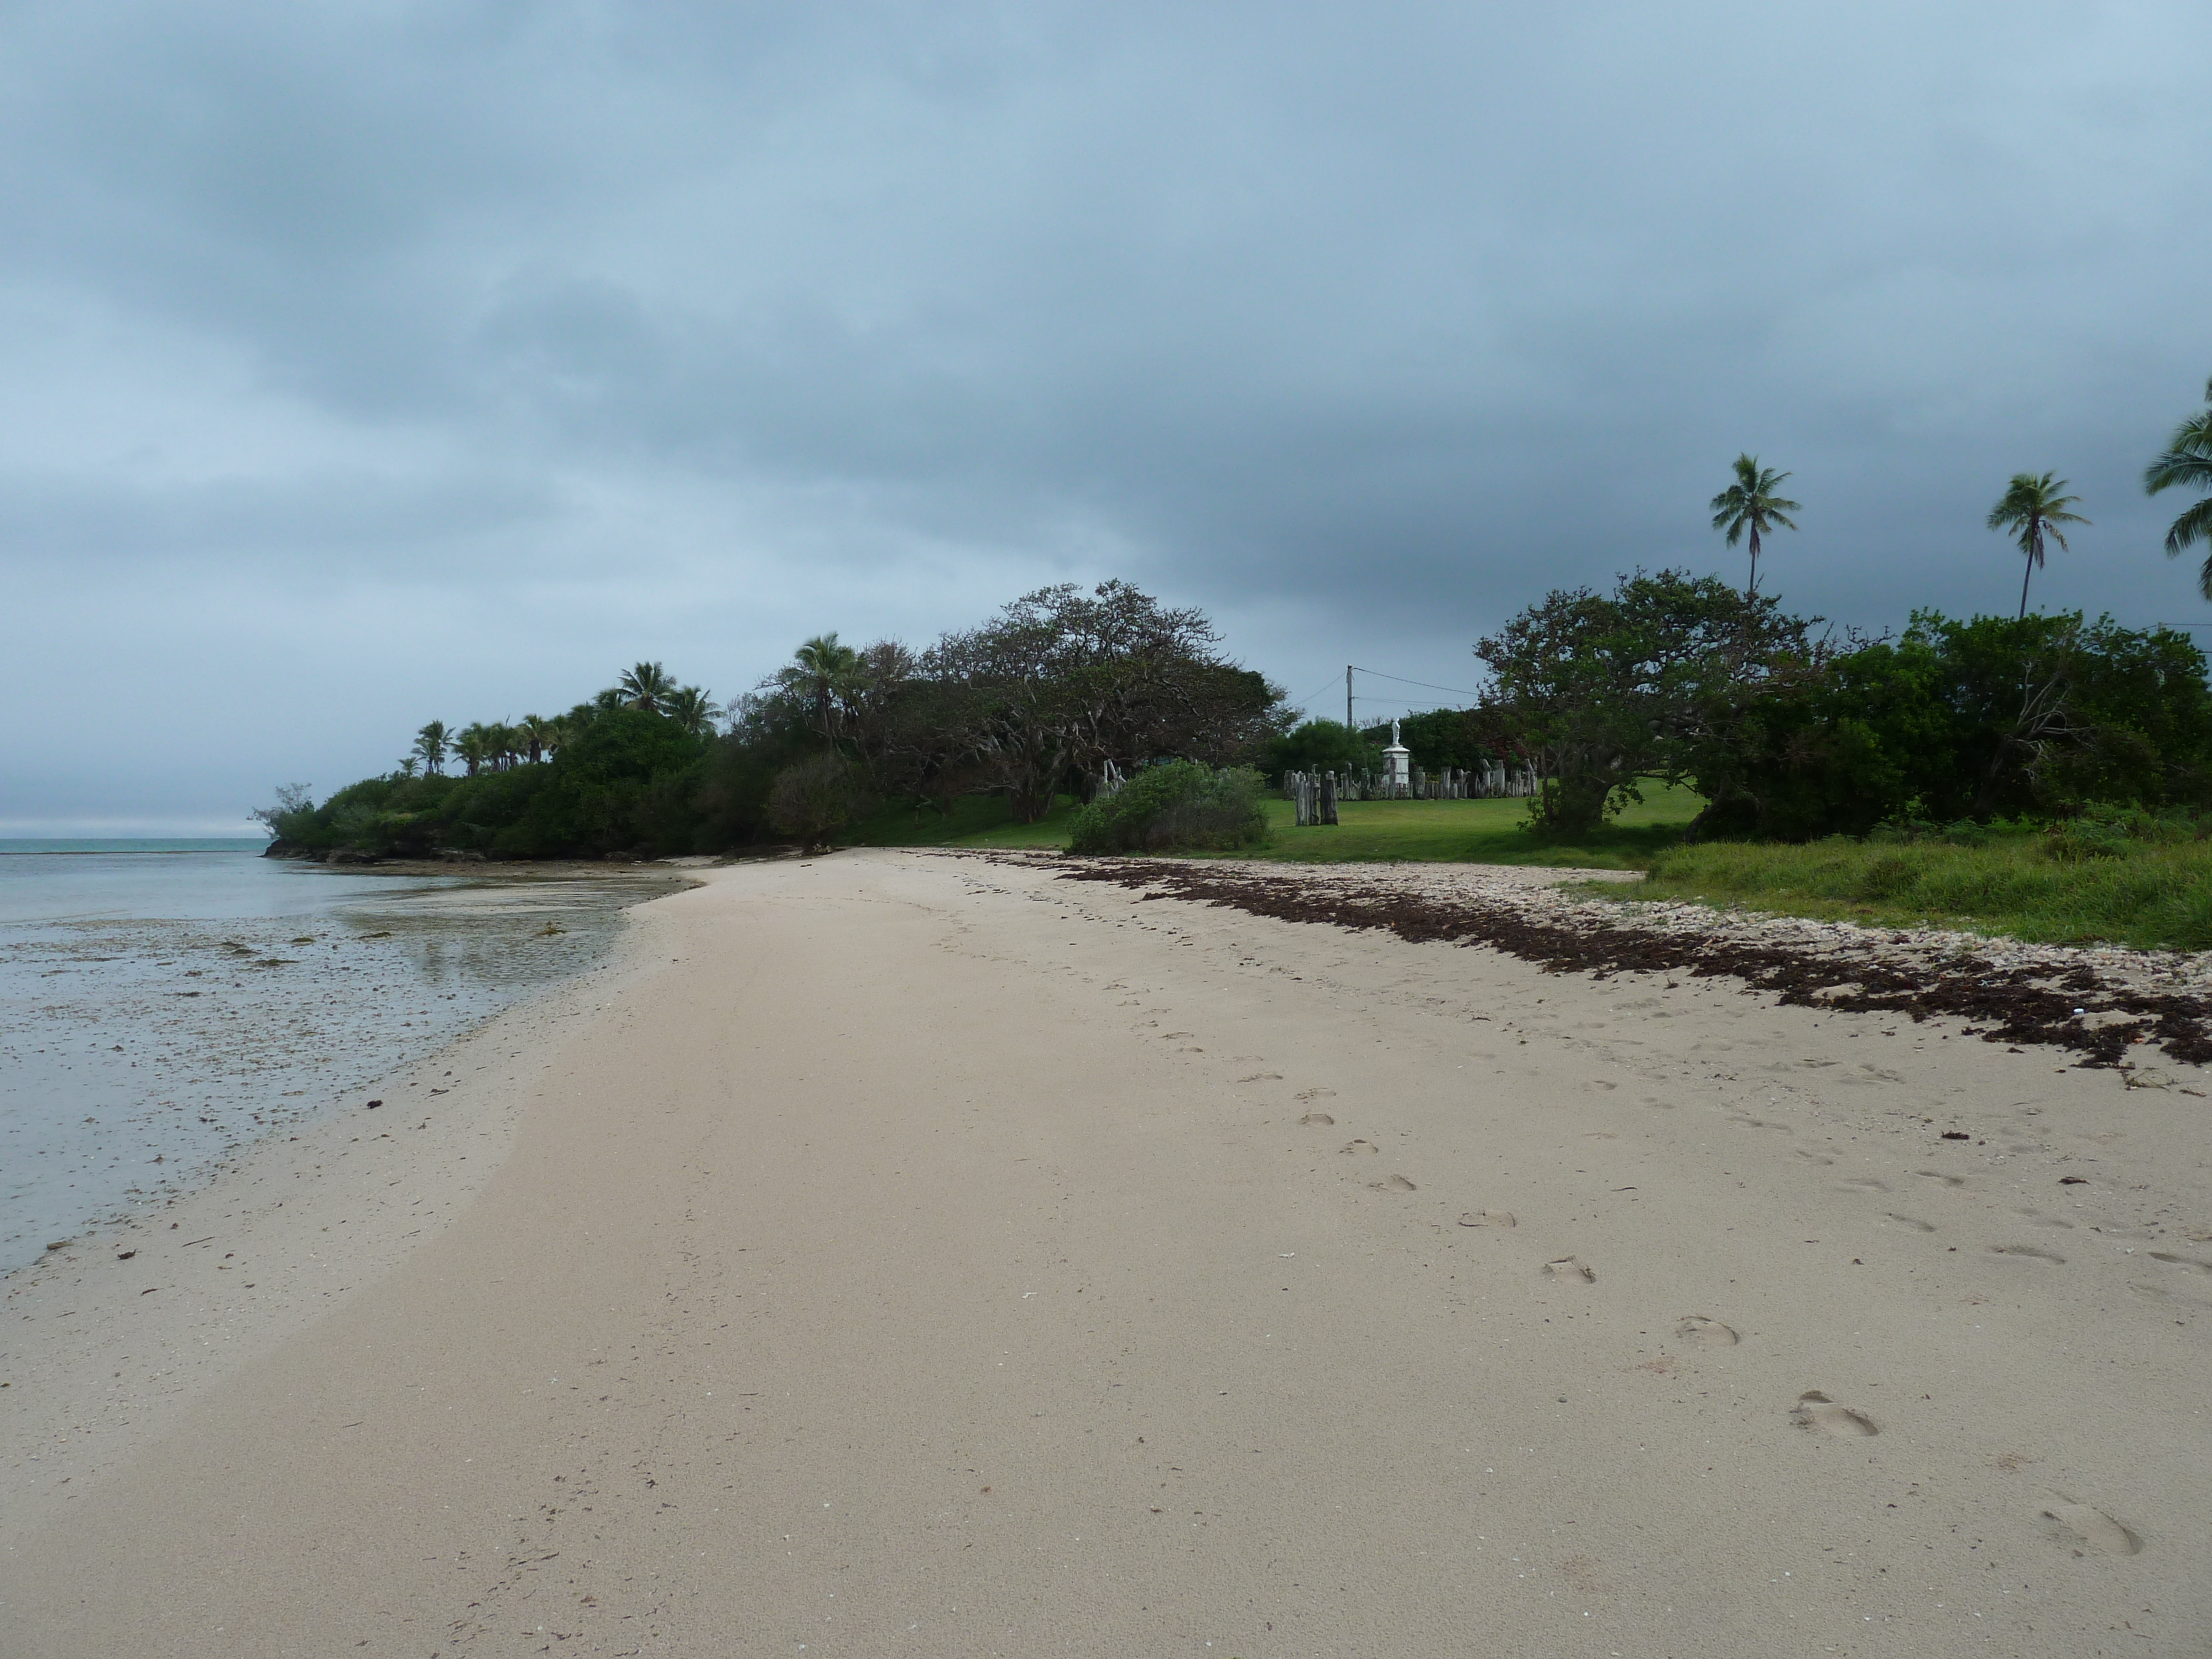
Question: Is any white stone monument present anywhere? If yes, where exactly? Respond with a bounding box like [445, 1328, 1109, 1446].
[1381, 718, 1411, 797]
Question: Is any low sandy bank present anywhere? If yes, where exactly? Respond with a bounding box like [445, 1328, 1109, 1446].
[5, 849, 2207, 1656]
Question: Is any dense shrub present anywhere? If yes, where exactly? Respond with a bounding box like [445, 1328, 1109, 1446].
[1685, 613, 2212, 840]
[766, 754, 865, 853]
[1067, 761, 1267, 854]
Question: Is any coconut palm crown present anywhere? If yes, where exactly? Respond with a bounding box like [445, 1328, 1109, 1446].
[412, 719, 450, 776]
[1709, 455, 1801, 597]
[2146, 377, 2212, 599]
[665, 685, 719, 738]
[1987, 472, 2088, 619]
[618, 661, 677, 714]
[777, 633, 861, 744]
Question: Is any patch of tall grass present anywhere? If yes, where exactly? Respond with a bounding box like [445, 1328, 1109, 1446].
[1637, 817, 2212, 951]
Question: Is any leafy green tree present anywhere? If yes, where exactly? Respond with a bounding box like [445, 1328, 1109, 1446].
[921, 582, 1284, 820]
[1709, 455, 1802, 597]
[1987, 472, 2088, 619]
[454, 724, 490, 777]
[2145, 378, 2212, 598]
[413, 720, 450, 776]
[252, 782, 318, 842]
[1267, 718, 1378, 780]
[1687, 613, 2212, 837]
[618, 661, 677, 714]
[1475, 571, 1812, 834]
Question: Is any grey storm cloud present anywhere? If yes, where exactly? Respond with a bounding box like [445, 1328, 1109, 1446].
[3, 2, 2210, 830]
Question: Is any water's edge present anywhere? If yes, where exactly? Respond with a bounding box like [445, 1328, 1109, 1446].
[2, 859, 688, 1272]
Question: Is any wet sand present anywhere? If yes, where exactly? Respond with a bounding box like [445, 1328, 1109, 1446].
[4, 850, 2209, 1655]
[1, 860, 684, 1269]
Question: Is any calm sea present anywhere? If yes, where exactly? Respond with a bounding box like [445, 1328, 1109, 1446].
[0, 841, 681, 1272]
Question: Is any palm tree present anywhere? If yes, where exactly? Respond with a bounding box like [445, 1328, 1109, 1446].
[413, 719, 450, 776]
[618, 661, 676, 714]
[517, 714, 556, 764]
[1709, 455, 1802, 597]
[776, 633, 860, 744]
[665, 685, 718, 738]
[2146, 378, 2212, 599]
[455, 724, 491, 778]
[1987, 472, 2088, 619]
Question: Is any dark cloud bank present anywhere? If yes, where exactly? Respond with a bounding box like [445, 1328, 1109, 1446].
[3, 3, 2208, 831]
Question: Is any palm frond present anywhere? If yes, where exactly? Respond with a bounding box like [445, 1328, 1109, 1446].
[2145, 411, 2212, 493]
[2164, 494, 2212, 557]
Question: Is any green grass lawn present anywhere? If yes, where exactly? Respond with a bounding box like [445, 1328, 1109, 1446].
[847, 782, 1702, 869]
[1626, 832, 2212, 952]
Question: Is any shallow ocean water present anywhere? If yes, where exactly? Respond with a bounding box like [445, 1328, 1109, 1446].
[0, 843, 682, 1271]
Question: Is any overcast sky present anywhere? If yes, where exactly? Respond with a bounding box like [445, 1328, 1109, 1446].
[5, 3, 2210, 833]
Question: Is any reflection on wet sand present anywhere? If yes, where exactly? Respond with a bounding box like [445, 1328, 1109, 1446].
[1, 864, 685, 1271]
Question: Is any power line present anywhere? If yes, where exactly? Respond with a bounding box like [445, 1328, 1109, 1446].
[1348, 665, 1486, 701]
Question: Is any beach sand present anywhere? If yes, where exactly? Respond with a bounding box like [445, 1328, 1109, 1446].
[4, 849, 2208, 1655]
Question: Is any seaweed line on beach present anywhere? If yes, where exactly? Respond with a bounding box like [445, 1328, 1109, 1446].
[1037, 856, 2212, 1071]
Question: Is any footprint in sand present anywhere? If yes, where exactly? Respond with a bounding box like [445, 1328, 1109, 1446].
[2012, 1208, 2075, 1230]
[1339, 1139, 1379, 1155]
[1297, 1112, 1335, 1126]
[1792, 1391, 1879, 1437]
[1838, 1177, 1889, 1193]
[1727, 1114, 1791, 1133]
[1239, 1072, 1285, 1083]
[1792, 1150, 1837, 1166]
[2039, 1495, 2141, 1556]
[1296, 1087, 1337, 1103]
[1458, 1210, 1516, 1228]
[2148, 1251, 2212, 1276]
[1914, 1170, 1966, 1188]
[1543, 1256, 1597, 1284]
[1885, 1213, 1937, 1232]
[2128, 1280, 2212, 1310]
[1370, 1173, 1417, 1192]
[1674, 1316, 1738, 1347]
[1989, 1244, 2067, 1265]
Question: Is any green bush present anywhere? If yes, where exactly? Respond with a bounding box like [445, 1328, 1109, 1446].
[1067, 761, 1267, 854]
[767, 754, 865, 853]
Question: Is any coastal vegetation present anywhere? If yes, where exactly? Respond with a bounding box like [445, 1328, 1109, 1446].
[259, 581, 1284, 862]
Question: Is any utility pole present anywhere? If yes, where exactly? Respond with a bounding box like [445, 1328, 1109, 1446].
[1346, 665, 1354, 734]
